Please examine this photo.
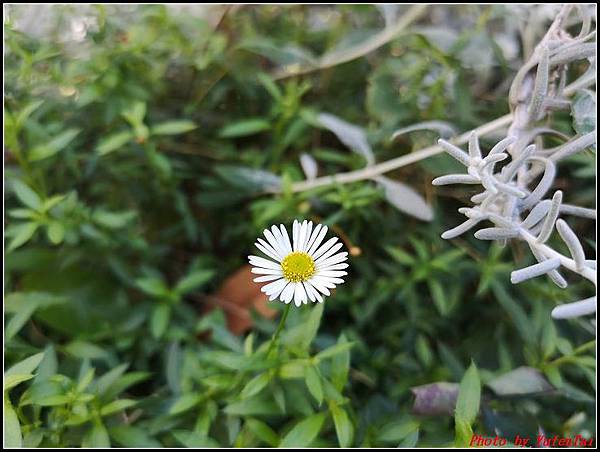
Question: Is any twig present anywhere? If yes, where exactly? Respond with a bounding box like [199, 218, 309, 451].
[268, 113, 513, 193]
[272, 5, 428, 80]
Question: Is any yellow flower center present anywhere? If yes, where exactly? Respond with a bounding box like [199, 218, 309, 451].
[281, 252, 315, 283]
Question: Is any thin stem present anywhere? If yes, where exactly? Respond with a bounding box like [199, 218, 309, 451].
[266, 303, 292, 357]
[271, 113, 514, 194]
[547, 339, 596, 367]
[272, 5, 428, 80]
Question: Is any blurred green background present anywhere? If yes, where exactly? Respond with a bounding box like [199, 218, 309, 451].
[4, 4, 596, 448]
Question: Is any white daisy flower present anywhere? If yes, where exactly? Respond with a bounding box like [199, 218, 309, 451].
[248, 220, 349, 307]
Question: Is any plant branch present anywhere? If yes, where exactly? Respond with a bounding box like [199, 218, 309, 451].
[271, 113, 513, 194]
[272, 5, 428, 80]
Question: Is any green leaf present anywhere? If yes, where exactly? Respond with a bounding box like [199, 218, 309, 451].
[5, 352, 45, 378]
[172, 431, 220, 447]
[96, 130, 133, 155]
[331, 333, 350, 392]
[454, 419, 474, 448]
[151, 120, 197, 135]
[377, 419, 419, 443]
[543, 365, 563, 389]
[174, 270, 214, 295]
[305, 366, 323, 405]
[11, 180, 42, 210]
[245, 418, 279, 447]
[386, 246, 416, 266]
[136, 277, 169, 298]
[93, 363, 128, 397]
[16, 99, 44, 127]
[29, 128, 80, 161]
[82, 421, 110, 448]
[241, 372, 271, 399]
[455, 361, 480, 425]
[213, 165, 281, 192]
[100, 399, 137, 416]
[92, 210, 136, 229]
[4, 396, 22, 447]
[454, 361, 480, 447]
[224, 396, 280, 416]
[279, 360, 308, 379]
[315, 341, 355, 361]
[4, 374, 35, 391]
[101, 371, 150, 402]
[400, 428, 420, 447]
[109, 426, 161, 448]
[416, 334, 433, 368]
[330, 403, 354, 447]
[283, 302, 324, 350]
[487, 367, 553, 396]
[8, 208, 35, 219]
[7, 222, 39, 251]
[64, 341, 111, 361]
[169, 392, 202, 415]
[428, 279, 449, 316]
[166, 341, 181, 394]
[492, 283, 535, 344]
[46, 221, 65, 244]
[42, 194, 66, 211]
[35, 345, 58, 382]
[121, 101, 147, 127]
[151, 303, 172, 339]
[218, 118, 271, 138]
[5, 299, 38, 340]
[279, 412, 326, 447]
[77, 367, 95, 393]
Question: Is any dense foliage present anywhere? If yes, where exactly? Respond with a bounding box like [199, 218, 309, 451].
[4, 5, 596, 448]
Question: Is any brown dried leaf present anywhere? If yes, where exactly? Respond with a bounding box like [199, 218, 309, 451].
[207, 265, 277, 335]
[410, 382, 459, 416]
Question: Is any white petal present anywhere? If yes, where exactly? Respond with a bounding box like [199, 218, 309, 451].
[281, 282, 295, 304]
[312, 275, 338, 288]
[256, 239, 281, 262]
[315, 242, 344, 264]
[306, 283, 323, 303]
[304, 282, 316, 302]
[316, 270, 347, 278]
[271, 225, 290, 256]
[264, 229, 285, 257]
[253, 274, 282, 283]
[300, 221, 313, 252]
[251, 267, 283, 275]
[292, 220, 300, 251]
[316, 252, 348, 269]
[261, 278, 288, 296]
[312, 237, 338, 260]
[294, 283, 306, 307]
[307, 225, 328, 255]
[279, 224, 293, 254]
[301, 283, 308, 304]
[248, 255, 280, 270]
[318, 262, 349, 271]
[269, 288, 284, 301]
[304, 224, 321, 253]
[297, 220, 308, 252]
[317, 275, 345, 285]
[308, 277, 331, 296]
[313, 289, 323, 303]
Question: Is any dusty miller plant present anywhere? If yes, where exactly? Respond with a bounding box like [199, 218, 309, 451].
[432, 5, 597, 320]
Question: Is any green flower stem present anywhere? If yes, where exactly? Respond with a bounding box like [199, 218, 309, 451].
[266, 303, 292, 357]
[548, 339, 596, 367]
